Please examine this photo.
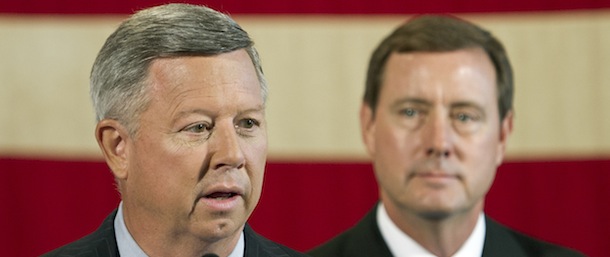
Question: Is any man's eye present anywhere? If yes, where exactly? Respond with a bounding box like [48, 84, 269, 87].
[236, 118, 259, 129]
[401, 108, 418, 117]
[451, 111, 483, 134]
[453, 113, 479, 123]
[456, 113, 470, 122]
[185, 123, 212, 133]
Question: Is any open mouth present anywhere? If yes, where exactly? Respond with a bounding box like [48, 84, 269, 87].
[205, 192, 239, 200]
[193, 190, 242, 213]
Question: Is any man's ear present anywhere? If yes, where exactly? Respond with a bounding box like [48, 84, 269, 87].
[95, 119, 130, 180]
[360, 103, 377, 157]
[496, 110, 514, 166]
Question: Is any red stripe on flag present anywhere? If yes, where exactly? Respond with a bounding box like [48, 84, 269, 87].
[1, 0, 610, 15]
[2, 157, 608, 256]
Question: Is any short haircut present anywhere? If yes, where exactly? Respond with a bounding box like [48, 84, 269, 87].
[364, 15, 513, 121]
[90, 3, 267, 135]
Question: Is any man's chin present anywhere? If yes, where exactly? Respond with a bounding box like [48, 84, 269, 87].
[190, 216, 245, 242]
[417, 210, 454, 221]
[413, 202, 474, 221]
[195, 224, 243, 243]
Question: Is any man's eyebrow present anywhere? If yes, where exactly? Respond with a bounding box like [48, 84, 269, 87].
[390, 98, 431, 109]
[171, 105, 266, 123]
[171, 108, 212, 123]
[450, 101, 485, 111]
[238, 105, 265, 115]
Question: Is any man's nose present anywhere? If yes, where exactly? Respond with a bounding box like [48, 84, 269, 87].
[209, 123, 245, 170]
[423, 113, 452, 158]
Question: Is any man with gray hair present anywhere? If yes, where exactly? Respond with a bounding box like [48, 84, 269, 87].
[43, 3, 307, 257]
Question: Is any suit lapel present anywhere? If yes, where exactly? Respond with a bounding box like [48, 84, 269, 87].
[343, 205, 394, 257]
[243, 224, 291, 257]
[482, 216, 528, 257]
[90, 209, 120, 257]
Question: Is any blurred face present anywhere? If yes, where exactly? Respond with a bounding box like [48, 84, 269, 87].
[361, 48, 512, 220]
[122, 50, 267, 242]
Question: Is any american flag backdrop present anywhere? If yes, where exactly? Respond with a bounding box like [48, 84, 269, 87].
[1, 1, 610, 256]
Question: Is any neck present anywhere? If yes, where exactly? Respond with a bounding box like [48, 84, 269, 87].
[384, 201, 483, 257]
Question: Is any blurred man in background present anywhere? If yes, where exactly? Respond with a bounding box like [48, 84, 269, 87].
[309, 15, 584, 257]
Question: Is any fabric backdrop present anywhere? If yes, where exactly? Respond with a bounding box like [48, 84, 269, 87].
[1, 1, 609, 257]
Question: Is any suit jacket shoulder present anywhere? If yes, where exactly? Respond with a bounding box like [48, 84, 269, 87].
[244, 224, 310, 257]
[42, 210, 306, 257]
[308, 206, 392, 257]
[309, 205, 585, 257]
[483, 217, 585, 257]
[41, 210, 119, 257]
[42, 211, 307, 257]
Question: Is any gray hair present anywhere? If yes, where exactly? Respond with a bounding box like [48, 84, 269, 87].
[90, 3, 267, 135]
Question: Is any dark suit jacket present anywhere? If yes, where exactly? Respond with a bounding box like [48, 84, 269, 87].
[42, 209, 308, 257]
[308, 206, 585, 257]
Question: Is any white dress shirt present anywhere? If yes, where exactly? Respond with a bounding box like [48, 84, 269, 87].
[377, 203, 485, 257]
[114, 202, 245, 257]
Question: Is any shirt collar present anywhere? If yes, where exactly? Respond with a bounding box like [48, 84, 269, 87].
[114, 202, 148, 257]
[114, 202, 245, 257]
[228, 231, 245, 257]
[376, 203, 485, 257]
